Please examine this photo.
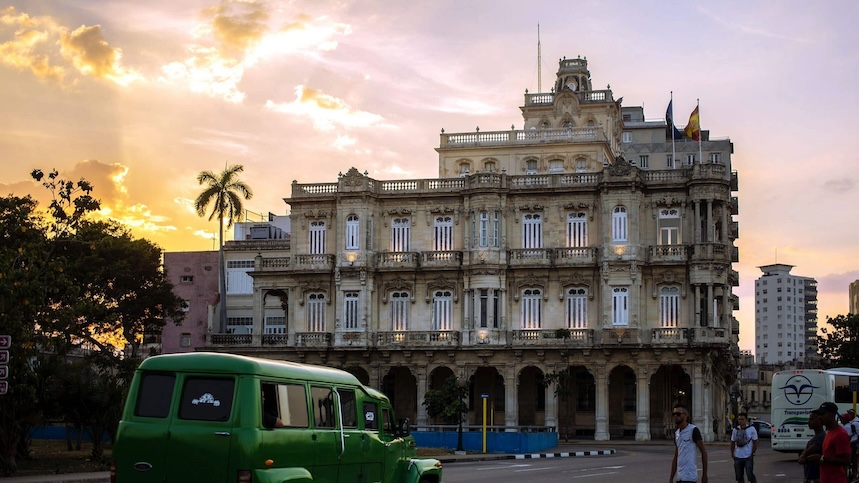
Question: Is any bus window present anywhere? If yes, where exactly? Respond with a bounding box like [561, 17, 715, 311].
[363, 401, 378, 430]
[311, 386, 336, 428]
[834, 375, 852, 404]
[338, 388, 358, 428]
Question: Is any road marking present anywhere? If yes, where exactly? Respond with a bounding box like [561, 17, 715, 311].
[571, 471, 618, 479]
[514, 466, 558, 472]
[475, 464, 532, 471]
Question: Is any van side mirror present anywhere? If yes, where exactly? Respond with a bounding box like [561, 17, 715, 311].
[396, 418, 410, 437]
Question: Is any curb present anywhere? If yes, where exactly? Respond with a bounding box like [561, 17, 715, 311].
[438, 448, 616, 463]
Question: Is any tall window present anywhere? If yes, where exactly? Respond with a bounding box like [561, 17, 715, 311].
[476, 289, 498, 328]
[638, 155, 649, 168]
[565, 288, 588, 329]
[658, 209, 681, 245]
[484, 160, 496, 172]
[309, 220, 326, 254]
[660, 286, 680, 328]
[526, 159, 538, 174]
[522, 213, 543, 249]
[521, 288, 542, 329]
[306, 293, 326, 332]
[612, 206, 628, 242]
[566, 212, 588, 247]
[391, 218, 410, 252]
[432, 290, 453, 331]
[709, 152, 722, 163]
[345, 215, 359, 250]
[459, 163, 471, 175]
[612, 287, 629, 326]
[686, 153, 697, 165]
[667, 154, 674, 169]
[264, 316, 286, 334]
[575, 159, 588, 173]
[549, 159, 564, 173]
[226, 260, 254, 294]
[343, 292, 359, 330]
[390, 291, 410, 331]
[434, 216, 453, 251]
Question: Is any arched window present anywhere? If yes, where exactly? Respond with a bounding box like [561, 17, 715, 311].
[434, 216, 453, 251]
[391, 291, 410, 331]
[522, 213, 542, 249]
[566, 212, 588, 248]
[345, 215, 359, 250]
[432, 290, 453, 331]
[391, 218, 410, 252]
[660, 286, 680, 328]
[612, 206, 628, 242]
[565, 288, 588, 329]
[309, 220, 326, 254]
[307, 293, 326, 332]
[343, 291, 360, 330]
[521, 288, 542, 329]
[612, 287, 628, 326]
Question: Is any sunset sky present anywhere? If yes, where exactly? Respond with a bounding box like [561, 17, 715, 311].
[2, 1, 858, 354]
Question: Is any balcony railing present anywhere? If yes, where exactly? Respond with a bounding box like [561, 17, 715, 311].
[295, 332, 332, 347]
[334, 331, 369, 347]
[691, 243, 728, 261]
[259, 257, 290, 270]
[523, 88, 614, 106]
[421, 251, 462, 268]
[209, 333, 252, 346]
[649, 245, 689, 263]
[508, 248, 552, 267]
[292, 254, 335, 271]
[377, 252, 419, 269]
[377, 331, 460, 347]
[262, 333, 289, 345]
[651, 328, 689, 344]
[555, 247, 597, 265]
[440, 126, 608, 149]
[511, 329, 593, 346]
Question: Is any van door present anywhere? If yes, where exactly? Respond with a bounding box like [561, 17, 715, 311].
[259, 381, 316, 473]
[164, 376, 236, 481]
[336, 389, 382, 483]
[310, 386, 340, 483]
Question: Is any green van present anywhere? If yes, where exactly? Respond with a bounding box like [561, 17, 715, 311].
[112, 353, 443, 483]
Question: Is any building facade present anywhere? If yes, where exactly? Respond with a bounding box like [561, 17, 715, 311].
[754, 263, 818, 364]
[206, 57, 740, 441]
[161, 251, 219, 354]
[850, 280, 859, 314]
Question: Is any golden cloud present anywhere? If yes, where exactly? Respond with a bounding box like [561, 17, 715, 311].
[202, 0, 270, 57]
[265, 85, 388, 131]
[0, 6, 139, 86]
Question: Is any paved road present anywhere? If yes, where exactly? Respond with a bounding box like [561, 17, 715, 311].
[443, 439, 809, 483]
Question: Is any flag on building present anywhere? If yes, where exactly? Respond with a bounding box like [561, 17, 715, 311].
[665, 100, 683, 140]
[684, 106, 700, 141]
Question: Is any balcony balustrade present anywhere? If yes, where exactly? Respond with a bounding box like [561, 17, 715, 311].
[209, 333, 252, 346]
[334, 331, 369, 347]
[508, 248, 552, 267]
[376, 331, 460, 347]
[468, 329, 506, 346]
[292, 254, 335, 271]
[259, 257, 290, 270]
[262, 333, 289, 345]
[649, 245, 689, 263]
[599, 328, 640, 345]
[421, 251, 462, 268]
[511, 329, 593, 347]
[689, 327, 729, 344]
[691, 243, 728, 261]
[440, 126, 608, 149]
[523, 88, 614, 106]
[377, 252, 419, 269]
[295, 332, 332, 348]
[555, 247, 597, 265]
[651, 328, 689, 344]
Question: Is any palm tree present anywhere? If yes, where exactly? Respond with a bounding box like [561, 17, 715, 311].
[194, 164, 253, 333]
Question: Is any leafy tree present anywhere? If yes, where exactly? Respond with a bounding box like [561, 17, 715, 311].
[194, 164, 253, 332]
[818, 314, 859, 368]
[423, 375, 469, 451]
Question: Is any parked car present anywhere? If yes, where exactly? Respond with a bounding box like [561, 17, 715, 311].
[751, 420, 772, 438]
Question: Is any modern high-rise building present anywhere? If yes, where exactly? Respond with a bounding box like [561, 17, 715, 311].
[202, 57, 740, 442]
[754, 263, 818, 364]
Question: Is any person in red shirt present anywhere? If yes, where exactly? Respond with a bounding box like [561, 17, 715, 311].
[811, 402, 851, 483]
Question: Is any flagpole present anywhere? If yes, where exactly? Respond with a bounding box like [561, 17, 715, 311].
[671, 91, 676, 168]
[697, 98, 702, 164]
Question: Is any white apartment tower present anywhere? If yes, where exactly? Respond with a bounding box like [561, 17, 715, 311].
[755, 263, 818, 364]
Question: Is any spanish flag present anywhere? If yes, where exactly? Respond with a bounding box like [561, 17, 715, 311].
[684, 106, 700, 141]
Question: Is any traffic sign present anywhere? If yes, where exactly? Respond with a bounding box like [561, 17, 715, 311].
[0, 366, 6, 379]
[0, 381, 6, 395]
[850, 376, 859, 392]
[0, 351, 7, 364]
[0, 335, 9, 350]
[480, 393, 489, 399]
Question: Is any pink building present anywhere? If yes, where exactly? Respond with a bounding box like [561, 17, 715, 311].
[162, 251, 219, 354]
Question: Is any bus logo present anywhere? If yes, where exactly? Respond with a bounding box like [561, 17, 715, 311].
[779, 375, 818, 405]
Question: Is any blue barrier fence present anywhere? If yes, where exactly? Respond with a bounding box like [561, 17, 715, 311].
[412, 430, 557, 454]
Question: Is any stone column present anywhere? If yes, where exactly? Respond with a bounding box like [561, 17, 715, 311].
[544, 364, 558, 430]
[595, 366, 609, 441]
[707, 284, 714, 328]
[505, 363, 518, 429]
[694, 284, 702, 328]
[706, 200, 714, 242]
[693, 200, 701, 243]
[416, 367, 428, 427]
[252, 286, 263, 346]
[692, 364, 704, 429]
[636, 364, 651, 441]
[702, 370, 713, 442]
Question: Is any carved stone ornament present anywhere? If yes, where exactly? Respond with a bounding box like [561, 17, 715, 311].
[299, 279, 329, 304]
[559, 273, 595, 300]
[382, 277, 415, 303]
[341, 167, 365, 186]
[512, 273, 548, 301]
[425, 276, 457, 303]
[608, 155, 633, 176]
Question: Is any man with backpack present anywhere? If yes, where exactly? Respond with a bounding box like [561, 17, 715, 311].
[731, 412, 758, 483]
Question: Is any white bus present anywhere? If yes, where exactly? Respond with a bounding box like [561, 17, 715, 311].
[771, 367, 859, 453]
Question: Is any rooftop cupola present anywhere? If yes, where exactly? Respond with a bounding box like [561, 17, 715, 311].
[553, 56, 592, 93]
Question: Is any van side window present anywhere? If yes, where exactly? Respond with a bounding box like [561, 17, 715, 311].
[179, 377, 234, 422]
[381, 407, 394, 435]
[363, 401, 378, 430]
[311, 386, 336, 428]
[338, 388, 358, 428]
[262, 382, 309, 428]
[135, 373, 175, 418]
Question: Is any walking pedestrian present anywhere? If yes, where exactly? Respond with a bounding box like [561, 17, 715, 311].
[798, 408, 826, 483]
[811, 402, 851, 483]
[731, 412, 758, 482]
[670, 404, 708, 483]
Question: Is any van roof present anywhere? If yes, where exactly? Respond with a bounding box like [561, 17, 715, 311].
[138, 352, 363, 386]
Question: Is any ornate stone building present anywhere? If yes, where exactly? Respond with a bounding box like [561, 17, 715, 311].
[206, 57, 740, 441]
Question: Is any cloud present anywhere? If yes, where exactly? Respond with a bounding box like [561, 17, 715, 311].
[0, 7, 65, 82]
[822, 178, 855, 193]
[59, 24, 141, 86]
[817, 270, 859, 294]
[265, 85, 389, 131]
[160, 3, 352, 103]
